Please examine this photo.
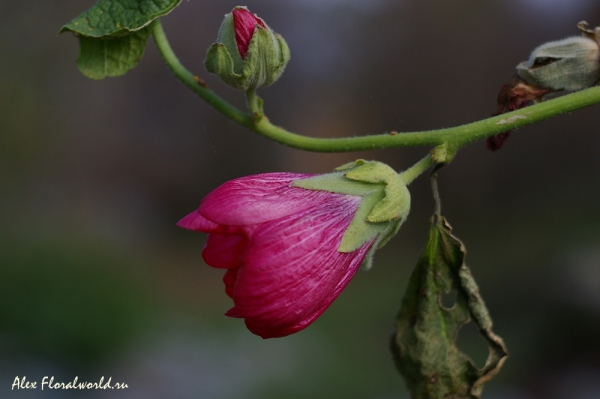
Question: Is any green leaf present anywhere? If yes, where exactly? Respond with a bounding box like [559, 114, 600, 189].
[76, 28, 150, 80]
[60, 0, 181, 37]
[391, 214, 508, 399]
[61, 0, 181, 79]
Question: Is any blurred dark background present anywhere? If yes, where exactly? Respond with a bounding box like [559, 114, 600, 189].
[2, 0, 600, 398]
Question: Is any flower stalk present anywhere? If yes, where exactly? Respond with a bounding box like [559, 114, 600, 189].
[246, 87, 263, 121]
[399, 154, 436, 185]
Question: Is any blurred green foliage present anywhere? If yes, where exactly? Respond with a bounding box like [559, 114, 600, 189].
[0, 240, 156, 365]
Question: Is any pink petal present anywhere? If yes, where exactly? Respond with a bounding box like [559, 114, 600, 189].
[228, 193, 370, 338]
[202, 234, 247, 269]
[233, 7, 266, 59]
[223, 268, 239, 299]
[177, 211, 220, 233]
[198, 173, 333, 226]
[225, 306, 242, 318]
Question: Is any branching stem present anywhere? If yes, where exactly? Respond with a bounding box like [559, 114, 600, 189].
[151, 19, 600, 154]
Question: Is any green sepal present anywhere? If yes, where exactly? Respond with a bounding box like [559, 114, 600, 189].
[241, 26, 278, 88]
[339, 188, 389, 253]
[377, 217, 403, 249]
[205, 27, 283, 90]
[205, 43, 243, 87]
[334, 159, 367, 171]
[217, 12, 244, 74]
[75, 28, 150, 80]
[358, 216, 404, 270]
[277, 34, 291, 71]
[61, 0, 182, 79]
[292, 171, 377, 197]
[292, 160, 411, 262]
[344, 161, 410, 223]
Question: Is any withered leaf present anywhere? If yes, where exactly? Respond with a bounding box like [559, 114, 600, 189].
[391, 214, 507, 399]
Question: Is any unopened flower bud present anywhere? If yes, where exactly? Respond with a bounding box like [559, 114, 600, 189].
[517, 22, 600, 91]
[205, 6, 290, 91]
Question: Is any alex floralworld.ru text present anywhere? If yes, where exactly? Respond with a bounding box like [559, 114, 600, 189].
[11, 376, 128, 390]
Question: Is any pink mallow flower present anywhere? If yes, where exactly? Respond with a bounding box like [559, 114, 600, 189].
[178, 160, 411, 338]
[177, 173, 373, 339]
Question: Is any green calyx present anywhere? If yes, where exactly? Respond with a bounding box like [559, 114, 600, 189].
[292, 160, 411, 269]
[205, 8, 290, 91]
[517, 22, 600, 91]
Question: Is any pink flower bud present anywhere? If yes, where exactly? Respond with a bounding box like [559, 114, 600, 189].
[177, 173, 375, 339]
[232, 7, 266, 59]
[206, 6, 290, 90]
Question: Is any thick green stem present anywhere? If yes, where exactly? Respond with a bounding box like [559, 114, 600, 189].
[399, 155, 436, 185]
[151, 19, 600, 153]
